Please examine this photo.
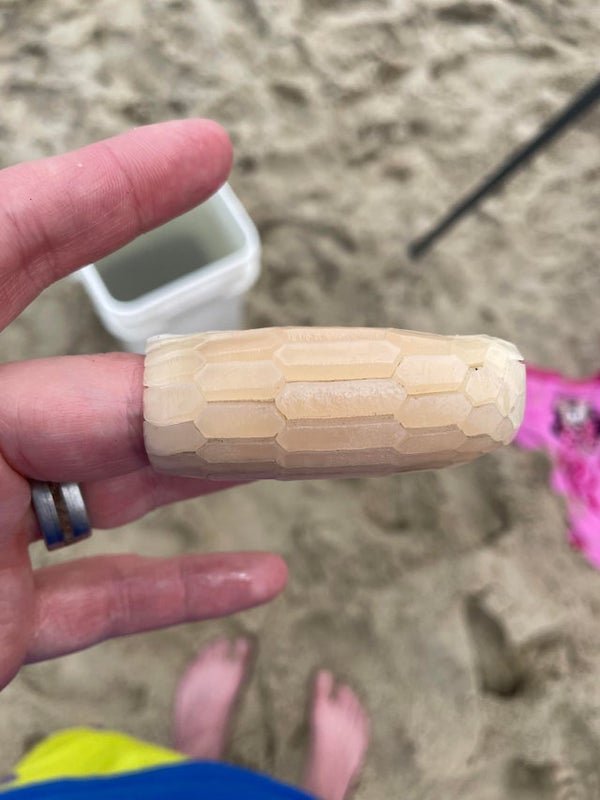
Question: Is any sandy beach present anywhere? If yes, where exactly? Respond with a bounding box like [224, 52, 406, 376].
[1, 1, 599, 796]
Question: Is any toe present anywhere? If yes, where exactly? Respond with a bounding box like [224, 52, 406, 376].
[181, 639, 217, 674]
[362, 712, 371, 739]
[209, 637, 231, 660]
[337, 684, 355, 705]
[233, 637, 251, 662]
[355, 698, 370, 739]
[314, 669, 334, 700]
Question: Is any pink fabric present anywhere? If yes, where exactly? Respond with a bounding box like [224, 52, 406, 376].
[515, 366, 600, 568]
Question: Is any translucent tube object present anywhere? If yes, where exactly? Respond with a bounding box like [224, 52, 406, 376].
[143, 327, 525, 480]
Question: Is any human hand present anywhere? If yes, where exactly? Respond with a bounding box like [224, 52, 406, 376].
[0, 120, 287, 690]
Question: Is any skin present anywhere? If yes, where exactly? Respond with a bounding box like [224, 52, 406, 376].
[0, 119, 288, 692]
[171, 638, 370, 800]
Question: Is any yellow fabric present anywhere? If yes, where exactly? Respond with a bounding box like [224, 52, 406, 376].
[9, 727, 185, 788]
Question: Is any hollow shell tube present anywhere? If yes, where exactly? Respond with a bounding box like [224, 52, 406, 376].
[143, 327, 525, 480]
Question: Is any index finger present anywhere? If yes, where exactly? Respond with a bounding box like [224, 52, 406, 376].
[0, 119, 232, 328]
[0, 353, 240, 540]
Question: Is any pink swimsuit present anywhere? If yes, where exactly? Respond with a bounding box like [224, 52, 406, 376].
[516, 366, 600, 568]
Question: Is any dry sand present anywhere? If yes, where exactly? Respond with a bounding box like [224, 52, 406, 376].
[1, 1, 600, 797]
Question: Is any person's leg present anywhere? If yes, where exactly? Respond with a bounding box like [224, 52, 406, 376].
[172, 636, 251, 760]
[173, 642, 369, 800]
[302, 670, 370, 800]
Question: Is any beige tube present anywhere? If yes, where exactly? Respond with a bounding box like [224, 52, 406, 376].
[143, 327, 525, 480]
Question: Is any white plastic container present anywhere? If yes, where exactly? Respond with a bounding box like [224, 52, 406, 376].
[76, 185, 261, 352]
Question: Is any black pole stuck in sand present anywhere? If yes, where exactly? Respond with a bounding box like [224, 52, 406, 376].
[408, 74, 600, 260]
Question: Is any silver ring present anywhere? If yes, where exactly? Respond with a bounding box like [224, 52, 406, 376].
[30, 482, 92, 551]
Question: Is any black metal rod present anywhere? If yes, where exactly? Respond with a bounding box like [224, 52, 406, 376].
[408, 74, 600, 259]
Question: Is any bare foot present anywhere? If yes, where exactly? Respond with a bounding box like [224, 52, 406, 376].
[302, 670, 370, 800]
[172, 636, 251, 760]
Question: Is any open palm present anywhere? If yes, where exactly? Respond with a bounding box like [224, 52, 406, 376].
[0, 120, 287, 691]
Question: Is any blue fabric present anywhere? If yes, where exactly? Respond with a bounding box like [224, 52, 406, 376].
[1, 762, 315, 799]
